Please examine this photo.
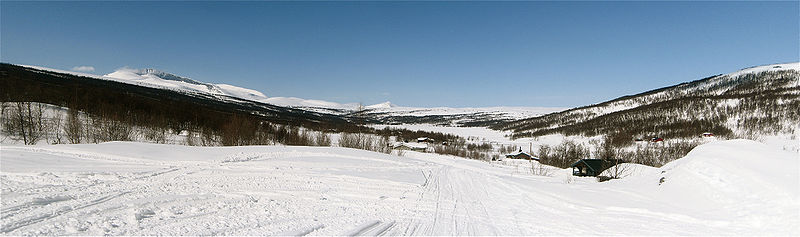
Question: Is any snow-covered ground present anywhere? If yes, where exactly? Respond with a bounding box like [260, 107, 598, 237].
[1, 140, 796, 235]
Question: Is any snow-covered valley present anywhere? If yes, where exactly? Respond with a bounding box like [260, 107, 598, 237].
[1, 140, 797, 235]
[3, 60, 798, 236]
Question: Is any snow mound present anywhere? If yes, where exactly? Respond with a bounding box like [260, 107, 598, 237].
[365, 101, 394, 109]
[263, 97, 360, 110]
[724, 62, 800, 79]
[658, 139, 799, 233]
[600, 163, 660, 181]
[216, 84, 268, 101]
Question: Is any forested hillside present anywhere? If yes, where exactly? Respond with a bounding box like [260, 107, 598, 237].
[0, 64, 460, 147]
[494, 63, 799, 167]
[498, 63, 799, 140]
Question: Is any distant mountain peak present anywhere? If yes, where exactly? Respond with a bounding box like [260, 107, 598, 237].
[366, 101, 395, 109]
[127, 68, 206, 86]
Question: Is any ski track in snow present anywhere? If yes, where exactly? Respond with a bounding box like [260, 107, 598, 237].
[0, 141, 797, 235]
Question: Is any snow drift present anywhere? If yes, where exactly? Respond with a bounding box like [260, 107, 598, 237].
[657, 139, 799, 233]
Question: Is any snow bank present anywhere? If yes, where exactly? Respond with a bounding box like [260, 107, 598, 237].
[658, 139, 799, 234]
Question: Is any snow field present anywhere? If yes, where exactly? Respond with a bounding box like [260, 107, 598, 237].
[2, 139, 797, 235]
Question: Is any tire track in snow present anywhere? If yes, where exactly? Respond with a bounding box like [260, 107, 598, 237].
[1, 164, 198, 235]
[1, 191, 130, 233]
[0, 195, 73, 219]
[340, 220, 396, 236]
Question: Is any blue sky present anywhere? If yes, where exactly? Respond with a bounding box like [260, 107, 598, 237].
[2, 1, 798, 108]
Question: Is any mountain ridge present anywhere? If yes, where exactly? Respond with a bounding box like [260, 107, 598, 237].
[496, 62, 799, 144]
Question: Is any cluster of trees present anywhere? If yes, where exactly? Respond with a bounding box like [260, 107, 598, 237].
[497, 145, 519, 155]
[338, 133, 390, 153]
[432, 144, 491, 160]
[374, 113, 509, 127]
[1, 99, 509, 164]
[534, 136, 705, 169]
[1, 102, 158, 145]
[371, 127, 461, 144]
[536, 140, 591, 168]
[1, 102, 49, 145]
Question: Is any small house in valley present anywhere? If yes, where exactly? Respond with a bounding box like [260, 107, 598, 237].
[391, 142, 428, 152]
[417, 137, 435, 143]
[505, 149, 539, 161]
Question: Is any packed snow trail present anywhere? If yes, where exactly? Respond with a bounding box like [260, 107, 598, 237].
[1, 140, 797, 235]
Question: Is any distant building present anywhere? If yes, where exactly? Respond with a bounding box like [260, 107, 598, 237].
[417, 137, 435, 143]
[702, 132, 714, 137]
[391, 142, 428, 152]
[651, 137, 664, 142]
[505, 149, 539, 160]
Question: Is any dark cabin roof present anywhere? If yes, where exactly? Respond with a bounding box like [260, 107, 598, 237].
[570, 159, 624, 172]
[505, 151, 539, 160]
[570, 159, 605, 172]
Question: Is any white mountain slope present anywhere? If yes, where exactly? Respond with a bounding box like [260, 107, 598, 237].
[18, 64, 393, 109]
[17, 64, 563, 121]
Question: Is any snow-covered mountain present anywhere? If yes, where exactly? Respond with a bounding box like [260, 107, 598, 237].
[16, 64, 563, 125]
[499, 62, 800, 140]
[19, 65, 394, 110]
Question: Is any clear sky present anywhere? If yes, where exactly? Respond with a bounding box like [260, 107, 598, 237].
[2, 1, 798, 108]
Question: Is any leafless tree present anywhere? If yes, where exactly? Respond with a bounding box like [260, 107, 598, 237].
[64, 107, 83, 144]
[200, 127, 220, 146]
[49, 111, 64, 144]
[2, 102, 47, 145]
[185, 129, 199, 146]
[313, 131, 331, 146]
[530, 161, 553, 177]
[98, 117, 133, 142]
[603, 159, 633, 179]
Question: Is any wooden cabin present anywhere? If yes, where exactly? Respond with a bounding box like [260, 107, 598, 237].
[391, 142, 428, 152]
[505, 149, 539, 161]
[570, 159, 624, 177]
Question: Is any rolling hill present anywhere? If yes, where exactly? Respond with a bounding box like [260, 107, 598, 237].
[495, 63, 800, 145]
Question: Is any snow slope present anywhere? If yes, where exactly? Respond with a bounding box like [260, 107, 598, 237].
[1, 140, 796, 235]
[656, 139, 799, 233]
[20, 65, 270, 103]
